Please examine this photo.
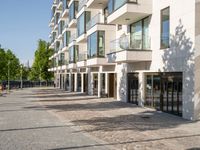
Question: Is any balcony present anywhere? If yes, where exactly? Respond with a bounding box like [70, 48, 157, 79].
[86, 58, 108, 67]
[107, 0, 152, 25]
[86, 13, 115, 35]
[68, 1, 78, 28]
[87, 0, 108, 9]
[68, 19, 77, 28]
[77, 52, 87, 68]
[107, 34, 152, 63]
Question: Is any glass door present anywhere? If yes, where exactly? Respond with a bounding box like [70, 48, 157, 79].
[127, 73, 139, 105]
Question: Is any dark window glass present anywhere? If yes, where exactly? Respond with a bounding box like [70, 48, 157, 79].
[69, 45, 79, 63]
[98, 31, 105, 57]
[90, 32, 97, 57]
[64, 31, 70, 47]
[87, 31, 105, 58]
[130, 16, 150, 50]
[161, 7, 170, 49]
[77, 12, 91, 37]
[108, 0, 113, 14]
[69, 1, 78, 22]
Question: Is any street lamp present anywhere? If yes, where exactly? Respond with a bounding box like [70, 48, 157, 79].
[7, 58, 13, 92]
[8, 60, 10, 92]
[21, 64, 23, 89]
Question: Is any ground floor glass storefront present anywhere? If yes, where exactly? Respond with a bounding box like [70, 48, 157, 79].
[145, 72, 183, 116]
[127, 72, 183, 116]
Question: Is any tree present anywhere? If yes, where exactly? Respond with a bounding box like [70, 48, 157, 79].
[6, 49, 21, 80]
[0, 48, 7, 81]
[29, 40, 54, 81]
[0, 48, 21, 82]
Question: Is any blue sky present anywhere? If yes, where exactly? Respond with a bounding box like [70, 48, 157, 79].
[0, 0, 52, 65]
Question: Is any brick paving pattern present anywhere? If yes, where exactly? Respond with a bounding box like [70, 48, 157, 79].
[0, 88, 111, 150]
[33, 88, 200, 150]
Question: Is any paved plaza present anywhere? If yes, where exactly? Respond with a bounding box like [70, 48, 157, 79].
[0, 88, 200, 150]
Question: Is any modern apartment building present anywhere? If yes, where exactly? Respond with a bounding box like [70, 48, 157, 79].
[48, 0, 200, 120]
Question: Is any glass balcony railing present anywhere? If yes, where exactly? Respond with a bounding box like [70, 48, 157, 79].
[69, 33, 77, 43]
[110, 34, 150, 53]
[108, 0, 138, 15]
[78, 52, 87, 61]
[86, 13, 101, 31]
[78, 0, 88, 11]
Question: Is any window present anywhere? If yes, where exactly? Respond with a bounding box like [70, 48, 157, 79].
[130, 16, 150, 50]
[108, 0, 137, 15]
[63, 0, 69, 10]
[161, 7, 170, 49]
[64, 31, 70, 47]
[87, 31, 105, 58]
[69, 1, 78, 22]
[104, 7, 109, 23]
[117, 25, 122, 30]
[98, 31, 105, 56]
[69, 45, 79, 63]
[77, 12, 91, 37]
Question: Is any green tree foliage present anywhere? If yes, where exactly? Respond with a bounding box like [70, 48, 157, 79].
[0, 48, 21, 82]
[29, 40, 54, 81]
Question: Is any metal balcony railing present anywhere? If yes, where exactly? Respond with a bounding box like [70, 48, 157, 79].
[110, 34, 150, 53]
[86, 13, 101, 31]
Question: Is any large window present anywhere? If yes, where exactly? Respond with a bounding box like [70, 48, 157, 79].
[161, 7, 170, 49]
[77, 12, 91, 37]
[69, 1, 78, 22]
[63, 0, 69, 10]
[69, 45, 79, 63]
[63, 31, 70, 47]
[87, 31, 105, 58]
[130, 16, 150, 50]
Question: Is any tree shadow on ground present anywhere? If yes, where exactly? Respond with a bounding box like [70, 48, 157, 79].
[71, 110, 192, 133]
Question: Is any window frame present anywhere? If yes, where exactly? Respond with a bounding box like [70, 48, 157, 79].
[160, 7, 170, 49]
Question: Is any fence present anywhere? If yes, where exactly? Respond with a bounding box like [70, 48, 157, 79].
[0, 81, 54, 90]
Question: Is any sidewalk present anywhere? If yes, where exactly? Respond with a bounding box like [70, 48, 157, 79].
[33, 88, 200, 150]
[0, 88, 112, 150]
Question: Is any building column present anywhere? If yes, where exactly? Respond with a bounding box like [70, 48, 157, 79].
[74, 73, 78, 92]
[87, 68, 93, 95]
[117, 63, 128, 102]
[138, 72, 145, 107]
[81, 73, 84, 93]
[105, 73, 108, 95]
[98, 73, 102, 98]
[69, 73, 72, 92]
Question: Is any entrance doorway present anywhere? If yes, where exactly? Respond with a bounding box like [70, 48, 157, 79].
[65, 74, 70, 91]
[93, 73, 98, 95]
[145, 72, 183, 116]
[71, 74, 75, 92]
[108, 73, 117, 98]
[83, 74, 88, 93]
[77, 73, 81, 92]
[161, 72, 182, 116]
[127, 73, 139, 105]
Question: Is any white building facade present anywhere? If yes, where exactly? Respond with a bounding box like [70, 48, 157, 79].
[48, 0, 200, 120]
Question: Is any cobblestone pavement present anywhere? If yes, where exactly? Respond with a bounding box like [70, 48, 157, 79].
[32, 88, 200, 150]
[0, 88, 112, 150]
